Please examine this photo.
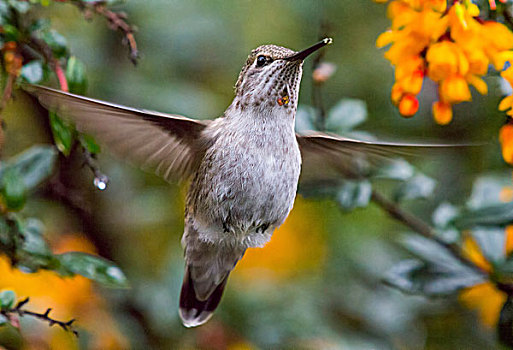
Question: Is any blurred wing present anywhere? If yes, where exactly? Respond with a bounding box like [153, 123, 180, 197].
[24, 84, 210, 182]
[297, 132, 469, 182]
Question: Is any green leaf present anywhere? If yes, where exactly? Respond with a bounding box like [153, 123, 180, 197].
[57, 252, 130, 288]
[394, 173, 436, 202]
[17, 218, 56, 272]
[373, 158, 415, 181]
[49, 112, 75, 156]
[0, 290, 15, 310]
[0, 168, 26, 211]
[0, 217, 12, 248]
[29, 18, 51, 32]
[0, 321, 22, 350]
[0, 314, 7, 326]
[7, 0, 30, 13]
[336, 180, 372, 211]
[455, 201, 513, 229]
[66, 56, 87, 95]
[400, 234, 461, 267]
[471, 227, 506, 265]
[384, 258, 484, 297]
[79, 134, 101, 155]
[432, 202, 459, 229]
[325, 98, 367, 133]
[499, 297, 513, 348]
[2, 24, 19, 41]
[21, 60, 44, 84]
[41, 29, 68, 58]
[8, 145, 57, 191]
[468, 175, 511, 209]
[386, 235, 486, 297]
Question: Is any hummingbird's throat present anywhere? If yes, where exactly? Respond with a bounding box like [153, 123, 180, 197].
[277, 85, 292, 106]
[277, 95, 289, 106]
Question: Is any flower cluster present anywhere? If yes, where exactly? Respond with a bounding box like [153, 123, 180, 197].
[376, 0, 513, 125]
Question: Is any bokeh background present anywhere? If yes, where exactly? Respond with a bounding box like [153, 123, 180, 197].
[3, 0, 512, 349]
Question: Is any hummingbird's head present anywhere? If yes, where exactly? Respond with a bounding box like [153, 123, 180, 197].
[234, 38, 332, 114]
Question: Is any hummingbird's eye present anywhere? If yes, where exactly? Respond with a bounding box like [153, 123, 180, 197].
[256, 55, 269, 67]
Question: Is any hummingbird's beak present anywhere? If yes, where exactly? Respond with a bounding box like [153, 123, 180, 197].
[284, 38, 333, 62]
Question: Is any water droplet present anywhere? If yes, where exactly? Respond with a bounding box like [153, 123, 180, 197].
[93, 175, 108, 191]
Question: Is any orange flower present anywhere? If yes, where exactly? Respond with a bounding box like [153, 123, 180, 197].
[398, 94, 419, 117]
[500, 124, 513, 164]
[426, 41, 468, 82]
[376, 0, 513, 129]
[439, 74, 471, 104]
[432, 101, 453, 125]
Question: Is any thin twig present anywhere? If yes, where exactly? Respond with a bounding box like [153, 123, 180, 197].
[75, 1, 139, 65]
[3, 298, 78, 337]
[25, 35, 69, 91]
[80, 142, 109, 191]
[370, 190, 487, 275]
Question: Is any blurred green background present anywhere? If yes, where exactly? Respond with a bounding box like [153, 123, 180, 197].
[4, 0, 513, 349]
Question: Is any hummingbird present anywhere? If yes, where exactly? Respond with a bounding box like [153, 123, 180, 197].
[24, 38, 437, 327]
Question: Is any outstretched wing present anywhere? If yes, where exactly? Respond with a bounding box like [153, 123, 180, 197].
[24, 84, 211, 182]
[297, 131, 470, 182]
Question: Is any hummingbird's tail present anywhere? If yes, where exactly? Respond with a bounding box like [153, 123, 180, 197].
[179, 266, 229, 328]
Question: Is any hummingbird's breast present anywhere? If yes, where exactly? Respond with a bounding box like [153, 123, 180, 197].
[187, 108, 301, 248]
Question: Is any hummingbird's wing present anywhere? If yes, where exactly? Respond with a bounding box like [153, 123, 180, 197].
[296, 132, 471, 182]
[24, 84, 210, 182]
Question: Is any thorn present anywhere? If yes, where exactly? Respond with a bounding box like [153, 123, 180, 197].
[15, 298, 29, 309]
[66, 319, 75, 326]
[43, 308, 51, 317]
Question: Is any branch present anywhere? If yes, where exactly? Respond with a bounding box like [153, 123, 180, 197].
[3, 298, 78, 337]
[76, 1, 139, 65]
[81, 144, 109, 190]
[25, 35, 69, 91]
[370, 189, 487, 275]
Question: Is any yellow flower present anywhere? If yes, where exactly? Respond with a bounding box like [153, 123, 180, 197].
[499, 67, 513, 119]
[439, 74, 471, 104]
[464, 48, 489, 76]
[426, 41, 469, 82]
[502, 65, 513, 86]
[377, 0, 513, 129]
